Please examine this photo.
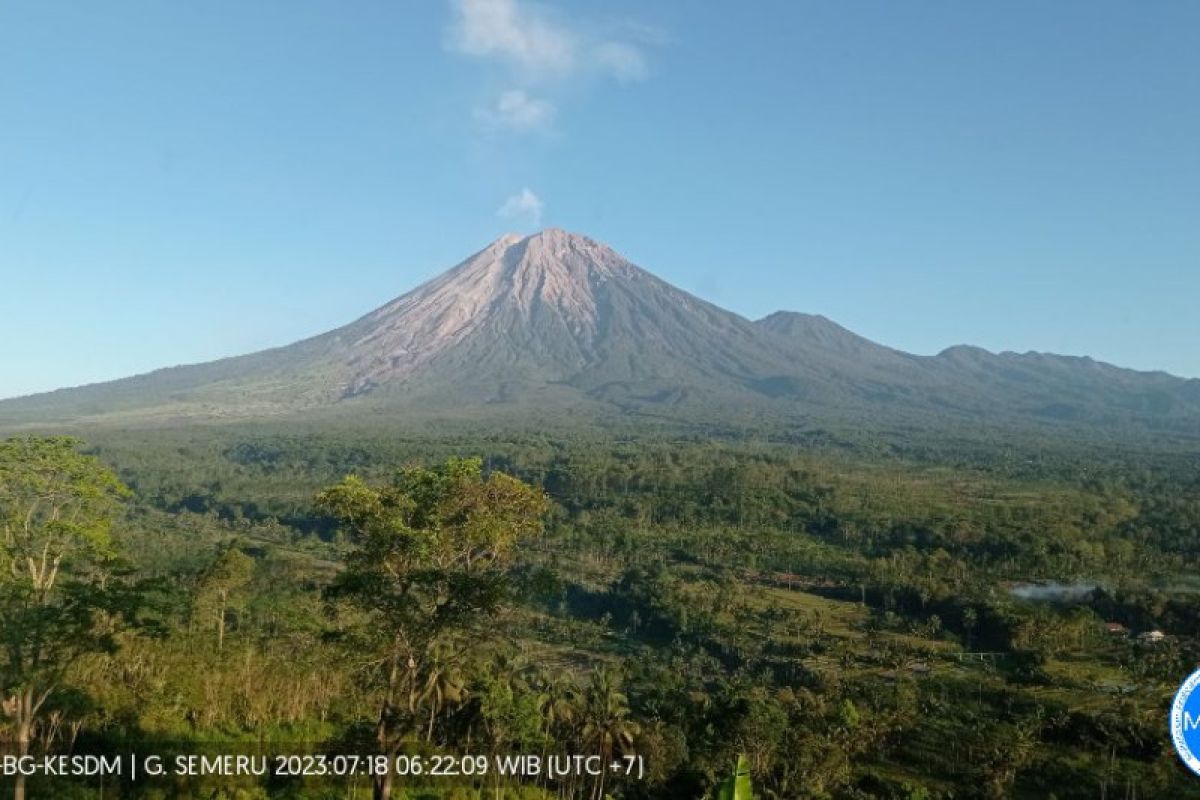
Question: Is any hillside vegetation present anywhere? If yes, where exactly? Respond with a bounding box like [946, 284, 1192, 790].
[3, 425, 1200, 798]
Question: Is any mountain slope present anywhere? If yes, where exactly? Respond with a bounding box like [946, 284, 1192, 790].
[1, 229, 1198, 435]
[933, 345, 1200, 423]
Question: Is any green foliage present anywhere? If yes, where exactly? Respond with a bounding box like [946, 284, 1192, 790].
[714, 754, 753, 800]
[6, 430, 1200, 799]
[316, 457, 550, 655]
[315, 458, 549, 796]
[0, 436, 129, 574]
[0, 436, 133, 799]
[193, 544, 256, 649]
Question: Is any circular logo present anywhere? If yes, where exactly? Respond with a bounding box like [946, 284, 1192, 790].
[1171, 668, 1200, 776]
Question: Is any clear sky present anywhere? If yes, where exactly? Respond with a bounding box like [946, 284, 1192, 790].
[2, 1, 1198, 399]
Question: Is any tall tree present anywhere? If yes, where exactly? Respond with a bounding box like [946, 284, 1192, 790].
[0, 437, 130, 800]
[316, 457, 548, 800]
[581, 669, 638, 800]
[193, 544, 255, 651]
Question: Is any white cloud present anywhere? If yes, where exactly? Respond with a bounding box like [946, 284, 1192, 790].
[474, 89, 555, 132]
[497, 187, 544, 227]
[447, 0, 650, 82]
[448, 0, 575, 77]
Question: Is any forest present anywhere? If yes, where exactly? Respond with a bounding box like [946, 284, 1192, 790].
[3, 422, 1200, 799]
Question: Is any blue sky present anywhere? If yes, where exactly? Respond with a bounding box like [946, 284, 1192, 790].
[2, 1, 1198, 399]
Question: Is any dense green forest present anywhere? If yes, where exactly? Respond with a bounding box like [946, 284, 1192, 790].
[4, 423, 1200, 799]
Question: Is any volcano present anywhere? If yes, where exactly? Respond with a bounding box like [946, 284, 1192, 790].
[2, 229, 1198, 435]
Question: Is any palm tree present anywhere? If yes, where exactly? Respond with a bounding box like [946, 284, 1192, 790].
[486, 650, 533, 693]
[581, 669, 638, 800]
[532, 669, 581, 794]
[420, 648, 467, 742]
[535, 669, 580, 738]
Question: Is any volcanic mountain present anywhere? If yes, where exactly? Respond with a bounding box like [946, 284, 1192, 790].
[2, 228, 1198, 435]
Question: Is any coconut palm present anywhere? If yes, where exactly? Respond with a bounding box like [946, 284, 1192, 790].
[581, 669, 638, 800]
[534, 669, 580, 737]
[420, 647, 467, 742]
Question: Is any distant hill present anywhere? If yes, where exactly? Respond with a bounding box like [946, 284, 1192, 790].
[3, 228, 1198, 438]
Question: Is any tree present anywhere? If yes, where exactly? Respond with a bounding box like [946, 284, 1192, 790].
[962, 606, 978, 649]
[193, 544, 255, 651]
[581, 668, 638, 800]
[419, 643, 467, 742]
[315, 457, 548, 800]
[0, 437, 130, 800]
[534, 669, 580, 740]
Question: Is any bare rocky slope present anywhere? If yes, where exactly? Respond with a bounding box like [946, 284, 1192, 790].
[2, 229, 1198, 435]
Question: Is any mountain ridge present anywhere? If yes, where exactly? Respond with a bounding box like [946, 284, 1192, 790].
[2, 229, 1198, 436]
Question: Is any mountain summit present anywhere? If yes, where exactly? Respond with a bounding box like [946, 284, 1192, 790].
[2, 229, 1198, 434]
[331, 227, 793, 409]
